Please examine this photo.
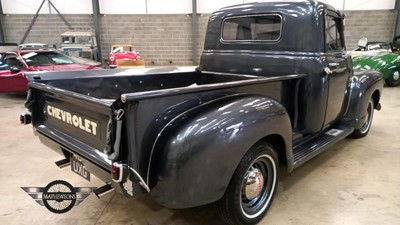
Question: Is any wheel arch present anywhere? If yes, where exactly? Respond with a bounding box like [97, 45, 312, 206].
[341, 70, 383, 129]
[147, 94, 293, 208]
[371, 89, 381, 109]
[256, 134, 288, 167]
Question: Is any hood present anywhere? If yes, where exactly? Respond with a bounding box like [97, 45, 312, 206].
[29, 63, 99, 71]
[112, 52, 141, 60]
[353, 52, 400, 71]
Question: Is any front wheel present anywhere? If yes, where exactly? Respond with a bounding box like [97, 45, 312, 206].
[215, 142, 279, 225]
[385, 70, 400, 87]
[350, 98, 374, 138]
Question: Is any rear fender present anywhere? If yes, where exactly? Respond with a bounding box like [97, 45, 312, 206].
[147, 94, 292, 208]
[341, 70, 383, 128]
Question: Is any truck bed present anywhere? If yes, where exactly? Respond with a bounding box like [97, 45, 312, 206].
[27, 67, 258, 101]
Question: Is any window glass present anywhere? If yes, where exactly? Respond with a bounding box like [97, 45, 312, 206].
[222, 15, 281, 41]
[75, 36, 90, 44]
[325, 15, 344, 51]
[3, 55, 25, 70]
[21, 51, 76, 66]
[112, 46, 134, 53]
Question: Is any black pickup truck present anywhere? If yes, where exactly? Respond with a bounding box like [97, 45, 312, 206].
[21, 1, 383, 225]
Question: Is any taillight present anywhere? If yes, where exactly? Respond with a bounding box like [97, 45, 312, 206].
[111, 162, 123, 182]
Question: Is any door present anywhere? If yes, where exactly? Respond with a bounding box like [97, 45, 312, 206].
[323, 12, 350, 127]
[0, 53, 27, 93]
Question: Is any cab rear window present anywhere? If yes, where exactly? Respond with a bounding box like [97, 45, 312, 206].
[222, 14, 282, 41]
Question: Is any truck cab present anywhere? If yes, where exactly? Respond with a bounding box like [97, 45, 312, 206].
[201, 2, 358, 139]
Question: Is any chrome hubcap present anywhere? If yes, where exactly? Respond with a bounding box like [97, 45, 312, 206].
[244, 168, 264, 200]
[240, 154, 277, 219]
[393, 71, 400, 81]
[360, 100, 373, 133]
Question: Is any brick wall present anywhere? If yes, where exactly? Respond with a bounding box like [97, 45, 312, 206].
[0, 10, 396, 66]
[343, 10, 396, 49]
[99, 14, 193, 66]
[2, 14, 93, 48]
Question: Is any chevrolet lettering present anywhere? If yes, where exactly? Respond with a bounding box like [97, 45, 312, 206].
[46, 105, 98, 136]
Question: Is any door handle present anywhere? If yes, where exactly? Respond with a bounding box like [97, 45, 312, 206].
[323, 67, 333, 75]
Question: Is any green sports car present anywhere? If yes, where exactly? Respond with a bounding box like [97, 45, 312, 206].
[353, 52, 400, 87]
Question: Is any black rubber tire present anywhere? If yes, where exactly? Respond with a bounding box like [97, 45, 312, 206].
[350, 98, 374, 138]
[215, 142, 279, 225]
[385, 70, 400, 87]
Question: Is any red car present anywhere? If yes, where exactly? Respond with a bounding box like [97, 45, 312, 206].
[0, 49, 100, 93]
[108, 44, 145, 68]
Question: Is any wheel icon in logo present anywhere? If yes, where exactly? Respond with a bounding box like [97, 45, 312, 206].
[42, 180, 76, 214]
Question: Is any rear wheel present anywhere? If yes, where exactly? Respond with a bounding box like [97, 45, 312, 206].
[215, 142, 278, 225]
[385, 70, 400, 87]
[350, 98, 374, 138]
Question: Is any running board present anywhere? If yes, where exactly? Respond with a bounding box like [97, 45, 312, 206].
[292, 126, 354, 170]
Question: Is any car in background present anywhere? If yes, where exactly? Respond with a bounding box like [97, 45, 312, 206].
[352, 37, 400, 87]
[19, 43, 102, 67]
[349, 37, 392, 57]
[350, 41, 391, 57]
[59, 30, 100, 61]
[0, 49, 101, 93]
[18, 43, 49, 50]
[353, 53, 400, 86]
[108, 44, 145, 68]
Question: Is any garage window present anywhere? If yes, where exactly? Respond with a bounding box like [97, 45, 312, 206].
[222, 14, 282, 41]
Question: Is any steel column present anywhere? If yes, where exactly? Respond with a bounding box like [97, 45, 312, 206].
[394, 0, 400, 38]
[191, 0, 198, 65]
[20, 0, 46, 44]
[0, 0, 5, 42]
[48, 0, 72, 28]
[92, 0, 102, 62]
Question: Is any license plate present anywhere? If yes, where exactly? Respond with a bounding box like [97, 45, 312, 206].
[71, 155, 91, 181]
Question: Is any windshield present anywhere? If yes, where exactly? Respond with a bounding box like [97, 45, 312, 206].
[112, 46, 133, 53]
[21, 51, 76, 66]
[62, 36, 91, 44]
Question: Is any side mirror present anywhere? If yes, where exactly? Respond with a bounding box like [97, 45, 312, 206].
[358, 37, 368, 49]
[10, 66, 20, 74]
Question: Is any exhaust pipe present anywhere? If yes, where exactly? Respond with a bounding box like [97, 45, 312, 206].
[20, 113, 31, 125]
[93, 183, 114, 198]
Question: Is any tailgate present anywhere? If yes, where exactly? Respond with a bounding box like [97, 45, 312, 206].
[28, 83, 115, 171]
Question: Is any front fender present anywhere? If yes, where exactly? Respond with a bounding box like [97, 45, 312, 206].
[341, 70, 383, 128]
[148, 94, 292, 208]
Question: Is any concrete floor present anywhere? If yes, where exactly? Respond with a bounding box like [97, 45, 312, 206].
[0, 88, 399, 225]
